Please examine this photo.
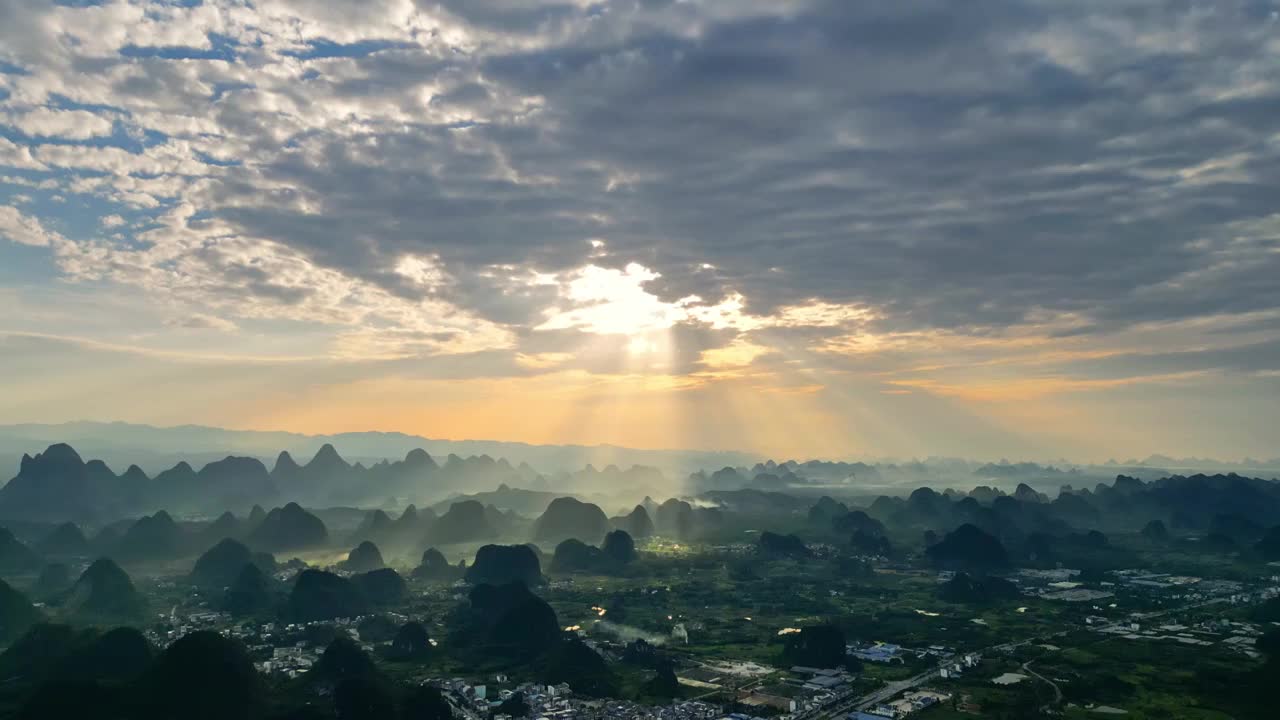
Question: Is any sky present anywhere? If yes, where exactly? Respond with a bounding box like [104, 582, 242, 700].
[0, 0, 1278, 463]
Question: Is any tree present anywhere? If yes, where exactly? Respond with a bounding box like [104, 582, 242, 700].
[288, 570, 369, 621]
[312, 636, 376, 684]
[494, 691, 528, 718]
[334, 674, 396, 720]
[602, 530, 637, 565]
[1141, 520, 1169, 543]
[404, 685, 454, 720]
[144, 631, 264, 720]
[543, 638, 617, 697]
[782, 625, 847, 669]
[641, 660, 680, 698]
[388, 622, 432, 661]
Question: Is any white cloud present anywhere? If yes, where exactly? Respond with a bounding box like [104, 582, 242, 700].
[0, 137, 46, 171]
[167, 313, 239, 332]
[0, 205, 62, 247]
[2, 107, 114, 140]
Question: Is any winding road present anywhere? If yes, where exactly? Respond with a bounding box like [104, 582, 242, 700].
[1021, 659, 1062, 711]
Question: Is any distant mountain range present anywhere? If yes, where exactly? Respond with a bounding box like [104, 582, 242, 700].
[0, 441, 713, 526]
[0, 441, 549, 523]
[0, 421, 758, 479]
[2, 421, 1276, 528]
[4, 422, 1276, 497]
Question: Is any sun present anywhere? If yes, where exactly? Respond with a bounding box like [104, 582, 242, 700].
[627, 335, 658, 354]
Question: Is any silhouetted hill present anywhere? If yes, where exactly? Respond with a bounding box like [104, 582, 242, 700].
[0, 420, 756, 485]
[832, 510, 888, 537]
[850, 529, 893, 556]
[113, 510, 188, 562]
[62, 557, 145, 623]
[341, 541, 386, 573]
[938, 572, 1020, 604]
[425, 500, 496, 544]
[533, 497, 610, 544]
[35, 522, 89, 557]
[302, 443, 352, 502]
[248, 503, 328, 552]
[0, 444, 123, 522]
[288, 569, 369, 621]
[1142, 519, 1170, 542]
[412, 548, 461, 581]
[0, 623, 92, 685]
[926, 524, 1009, 571]
[550, 539, 610, 574]
[757, 531, 811, 558]
[388, 621, 432, 661]
[655, 498, 694, 538]
[1256, 526, 1280, 561]
[143, 631, 265, 720]
[701, 488, 811, 515]
[402, 685, 454, 720]
[460, 582, 560, 658]
[270, 450, 304, 494]
[199, 511, 243, 545]
[430, 484, 562, 517]
[352, 568, 407, 606]
[0, 527, 42, 574]
[190, 538, 276, 589]
[387, 504, 434, 548]
[0, 623, 152, 705]
[224, 563, 275, 616]
[0, 439, 528, 522]
[308, 635, 379, 693]
[350, 509, 393, 545]
[0, 578, 42, 642]
[60, 626, 153, 684]
[602, 530, 637, 565]
[612, 505, 654, 538]
[29, 562, 73, 600]
[808, 496, 849, 525]
[189, 456, 278, 512]
[466, 544, 543, 586]
[543, 637, 617, 697]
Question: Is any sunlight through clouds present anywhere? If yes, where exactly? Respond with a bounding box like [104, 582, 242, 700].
[0, 0, 1278, 459]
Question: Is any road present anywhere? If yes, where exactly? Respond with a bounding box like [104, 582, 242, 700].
[815, 638, 1039, 719]
[1021, 660, 1062, 711]
[816, 589, 1264, 719]
[850, 669, 940, 711]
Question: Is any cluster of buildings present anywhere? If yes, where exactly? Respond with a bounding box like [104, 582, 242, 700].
[850, 690, 951, 720]
[256, 644, 319, 677]
[1090, 614, 1269, 656]
[937, 652, 979, 679]
[848, 642, 902, 664]
[143, 608, 231, 647]
[737, 667, 857, 714]
[1010, 568, 1115, 602]
[237, 617, 381, 677]
[430, 677, 724, 720]
[1105, 569, 1279, 606]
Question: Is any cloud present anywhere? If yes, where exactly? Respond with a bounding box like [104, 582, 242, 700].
[3, 1, 1275, 342]
[0, 138, 46, 171]
[0, 0, 1277, 459]
[2, 107, 115, 140]
[167, 313, 238, 332]
[0, 204, 62, 246]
